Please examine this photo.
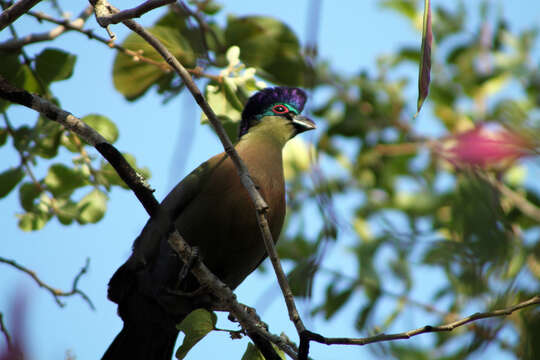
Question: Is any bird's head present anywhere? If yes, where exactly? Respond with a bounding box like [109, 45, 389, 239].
[238, 87, 315, 146]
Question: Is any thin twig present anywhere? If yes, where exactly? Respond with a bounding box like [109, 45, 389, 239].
[167, 231, 298, 359]
[482, 172, 540, 222]
[0, 73, 296, 360]
[0, 312, 12, 350]
[374, 141, 423, 156]
[1, 112, 43, 191]
[319, 267, 452, 317]
[91, 0, 306, 355]
[14, 7, 221, 80]
[94, 0, 174, 27]
[303, 295, 540, 347]
[91, 1, 310, 356]
[91, 0, 308, 338]
[0, 0, 41, 31]
[0, 74, 159, 215]
[0, 6, 92, 50]
[374, 139, 540, 223]
[0, 257, 95, 309]
[177, 1, 223, 59]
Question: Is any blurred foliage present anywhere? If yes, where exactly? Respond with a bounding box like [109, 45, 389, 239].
[1, 0, 540, 359]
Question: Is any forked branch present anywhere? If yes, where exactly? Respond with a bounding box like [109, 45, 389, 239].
[301, 295, 540, 348]
[0, 256, 94, 309]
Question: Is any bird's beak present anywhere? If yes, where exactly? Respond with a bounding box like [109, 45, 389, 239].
[291, 114, 316, 134]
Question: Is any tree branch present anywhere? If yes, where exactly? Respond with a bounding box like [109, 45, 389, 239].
[301, 295, 540, 347]
[0, 5, 93, 51]
[10, 6, 221, 80]
[167, 231, 298, 360]
[89, 0, 308, 345]
[0, 0, 41, 31]
[483, 173, 540, 223]
[0, 312, 12, 351]
[0, 256, 94, 309]
[0, 74, 159, 215]
[0, 74, 295, 359]
[93, 0, 174, 27]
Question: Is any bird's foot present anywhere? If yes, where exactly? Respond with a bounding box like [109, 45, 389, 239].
[228, 305, 269, 331]
[175, 246, 200, 288]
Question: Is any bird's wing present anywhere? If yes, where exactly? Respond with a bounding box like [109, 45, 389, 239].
[108, 153, 228, 303]
[135, 153, 229, 262]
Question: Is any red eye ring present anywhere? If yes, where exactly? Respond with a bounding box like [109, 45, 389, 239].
[272, 104, 288, 114]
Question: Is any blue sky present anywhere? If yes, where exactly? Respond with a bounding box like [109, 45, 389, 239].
[1, 1, 539, 359]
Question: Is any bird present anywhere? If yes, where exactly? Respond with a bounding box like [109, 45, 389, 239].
[102, 87, 315, 360]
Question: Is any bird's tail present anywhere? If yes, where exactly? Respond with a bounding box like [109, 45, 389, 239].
[102, 320, 178, 360]
[102, 280, 182, 360]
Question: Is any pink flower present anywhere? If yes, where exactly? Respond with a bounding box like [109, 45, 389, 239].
[439, 123, 535, 169]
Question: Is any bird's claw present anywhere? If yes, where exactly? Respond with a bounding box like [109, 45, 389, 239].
[175, 246, 200, 288]
[165, 286, 207, 298]
[228, 305, 269, 331]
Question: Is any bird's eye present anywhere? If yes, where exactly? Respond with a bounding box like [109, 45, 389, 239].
[272, 104, 288, 114]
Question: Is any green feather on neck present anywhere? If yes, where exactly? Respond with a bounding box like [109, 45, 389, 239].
[239, 116, 295, 148]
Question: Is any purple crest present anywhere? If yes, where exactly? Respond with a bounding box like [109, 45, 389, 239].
[239, 87, 307, 137]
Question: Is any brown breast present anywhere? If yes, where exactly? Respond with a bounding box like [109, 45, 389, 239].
[175, 141, 286, 289]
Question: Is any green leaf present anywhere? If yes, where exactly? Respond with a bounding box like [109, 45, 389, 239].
[175, 309, 217, 359]
[241, 342, 285, 360]
[34, 116, 63, 158]
[0, 167, 24, 198]
[287, 260, 317, 298]
[0, 127, 7, 146]
[12, 125, 32, 152]
[56, 198, 79, 225]
[77, 189, 107, 224]
[35, 48, 76, 85]
[44, 164, 87, 198]
[199, 0, 222, 15]
[82, 114, 119, 143]
[60, 132, 81, 153]
[241, 343, 265, 360]
[113, 25, 197, 100]
[19, 182, 43, 211]
[380, 0, 417, 21]
[415, 0, 432, 117]
[99, 153, 150, 189]
[225, 16, 305, 86]
[203, 83, 242, 123]
[0, 54, 40, 111]
[17, 211, 51, 231]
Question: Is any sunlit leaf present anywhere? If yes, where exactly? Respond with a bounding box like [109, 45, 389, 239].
[225, 16, 305, 86]
[241, 342, 285, 360]
[175, 309, 217, 359]
[44, 164, 87, 198]
[19, 182, 43, 211]
[17, 210, 51, 231]
[283, 137, 314, 180]
[82, 114, 119, 144]
[56, 198, 79, 225]
[35, 48, 76, 85]
[33, 116, 63, 159]
[99, 153, 150, 189]
[380, 0, 417, 21]
[113, 25, 196, 100]
[241, 343, 264, 360]
[77, 189, 107, 224]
